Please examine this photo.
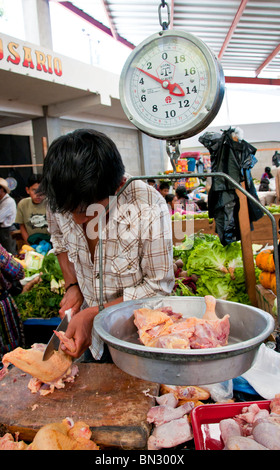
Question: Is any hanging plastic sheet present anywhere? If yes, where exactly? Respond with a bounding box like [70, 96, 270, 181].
[199, 127, 263, 245]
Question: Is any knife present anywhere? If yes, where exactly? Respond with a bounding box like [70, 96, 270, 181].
[42, 309, 72, 361]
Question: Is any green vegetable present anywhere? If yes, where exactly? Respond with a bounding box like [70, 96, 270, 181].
[187, 238, 229, 275]
[15, 252, 65, 321]
[15, 281, 63, 321]
[173, 233, 258, 305]
[173, 278, 196, 297]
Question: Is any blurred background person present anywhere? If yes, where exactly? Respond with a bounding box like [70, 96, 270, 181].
[16, 174, 50, 246]
[0, 243, 25, 360]
[147, 178, 156, 188]
[0, 177, 17, 255]
[158, 181, 170, 198]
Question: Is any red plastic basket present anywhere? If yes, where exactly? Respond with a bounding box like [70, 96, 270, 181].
[191, 400, 271, 450]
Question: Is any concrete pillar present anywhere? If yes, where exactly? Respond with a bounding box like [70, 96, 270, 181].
[139, 132, 168, 176]
[22, 0, 53, 49]
[32, 116, 61, 165]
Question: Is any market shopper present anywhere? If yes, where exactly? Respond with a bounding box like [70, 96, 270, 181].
[158, 181, 170, 198]
[0, 177, 17, 255]
[16, 174, 50, 246]
[175, 185, 200, 212]
[39, 129, 175, 362]
[165, 193, 181, 215]
[261, 166, 273, 180]
[0, 243, 25, 359]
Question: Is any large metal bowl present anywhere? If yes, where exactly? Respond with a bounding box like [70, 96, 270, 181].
[94, 296, 275, 385]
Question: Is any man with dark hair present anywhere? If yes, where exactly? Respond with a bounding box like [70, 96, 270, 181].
[158, 181, 170, 198]
[16, 173, 49, 245]
[40, 129, 174, 362]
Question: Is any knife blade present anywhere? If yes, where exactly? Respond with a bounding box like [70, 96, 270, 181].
[42, 309, 72, 361]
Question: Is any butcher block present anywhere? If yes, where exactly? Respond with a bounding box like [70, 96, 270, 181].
[0, 363, 159, 449]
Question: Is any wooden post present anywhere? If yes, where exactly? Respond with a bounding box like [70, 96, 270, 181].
[236, 181, 257, 306]
[42, 137, 48, 159]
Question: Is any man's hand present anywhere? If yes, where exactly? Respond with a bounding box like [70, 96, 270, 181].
[59, 284, 84, 318]
[60, 307, 99, 358]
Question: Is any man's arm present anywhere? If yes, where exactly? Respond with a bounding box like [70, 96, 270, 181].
[56, 251, 84, 316]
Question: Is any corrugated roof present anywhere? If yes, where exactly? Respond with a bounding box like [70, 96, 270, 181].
[56, 0, 280, 81]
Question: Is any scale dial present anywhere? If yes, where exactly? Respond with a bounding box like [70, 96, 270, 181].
[119, 30, 225, 140]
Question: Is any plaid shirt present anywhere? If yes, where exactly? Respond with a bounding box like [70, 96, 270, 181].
[47, 176, 175, 359]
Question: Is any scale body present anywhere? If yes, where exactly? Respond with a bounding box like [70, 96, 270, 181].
[119, 29, 225, 142]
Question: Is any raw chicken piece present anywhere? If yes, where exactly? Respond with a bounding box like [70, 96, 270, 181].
[252, 418, 280, 450]
[147, 401, 194, 427]
[134, 308, 173, 346]
[148, 416, 193, 450]
[1, 343, 78, 396]
[219, 418, 241, 445]
[203, 295, 218, 321]
[148, 332, 191, 349]
[160, 384, 210, 402]
[54, 330, 76, 353]
[155, 392, 178, 408]
[134, 296, 230, 350]
[28, 418, 99, 450]
[270, 394, 280, 414]
[1, 344, 73, 384]
[189, 315, 230, 349]
[0, 433, 28, 450]
[224, 435, 268, 450]
[234, 404, 270, 436]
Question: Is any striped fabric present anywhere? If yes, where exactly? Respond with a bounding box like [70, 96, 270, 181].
[0, 244, 25, 359]
[0, 295, 25, 357]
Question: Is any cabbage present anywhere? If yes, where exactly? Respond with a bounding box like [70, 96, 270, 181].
[173, 233, 256, 305]
[187, 239, 228, 275]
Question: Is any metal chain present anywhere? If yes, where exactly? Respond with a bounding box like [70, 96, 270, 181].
[158, 0, 170, 30]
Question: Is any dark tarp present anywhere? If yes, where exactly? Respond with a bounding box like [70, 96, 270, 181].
[199, 127, 263, 246]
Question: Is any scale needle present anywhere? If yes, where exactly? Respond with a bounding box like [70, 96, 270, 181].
[136, 67, 185, 97]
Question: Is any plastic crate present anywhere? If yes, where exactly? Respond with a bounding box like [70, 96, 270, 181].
[191, 400, 271, 450]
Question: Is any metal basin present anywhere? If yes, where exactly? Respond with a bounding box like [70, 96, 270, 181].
[94, 296, 275, 385]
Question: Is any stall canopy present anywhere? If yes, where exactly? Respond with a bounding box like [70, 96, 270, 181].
[53, 0, 280, 82]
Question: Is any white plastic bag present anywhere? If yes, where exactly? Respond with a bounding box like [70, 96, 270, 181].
[242, 343, 280, 399]
[203, 380, 233, 402]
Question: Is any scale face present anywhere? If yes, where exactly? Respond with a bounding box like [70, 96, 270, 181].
[119, 30, 225, 141]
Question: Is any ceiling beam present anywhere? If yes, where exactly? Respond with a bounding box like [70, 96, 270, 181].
[53, 1, 134, 49]
[101, 0, 118, 41]
[169, 0, 174, 29]
[255, 43, 280, 77]
[225, 76, 280, 86]
[47, 94, 104, 117]
[218, 0, 249, 59]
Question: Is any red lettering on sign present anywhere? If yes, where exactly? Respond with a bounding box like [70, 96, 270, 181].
[22, 46, 34, 69]
[7, 42, 20, 65]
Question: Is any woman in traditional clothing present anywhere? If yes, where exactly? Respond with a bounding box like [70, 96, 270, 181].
[0, 244, 25, 359]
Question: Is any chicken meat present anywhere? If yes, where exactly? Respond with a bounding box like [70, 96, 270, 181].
[219, 397, 280, 450]
[148, 416, 193, 450]
[134, 296, 230, 350]
[0, 418, 99, 450]
[147, 401, 194, 427]
[1, 342, 78, 395]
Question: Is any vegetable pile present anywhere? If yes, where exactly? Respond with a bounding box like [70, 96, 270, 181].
[173, 233, 261, 305]
[256, 249, 277, 295]
[14, 251, 65, 321]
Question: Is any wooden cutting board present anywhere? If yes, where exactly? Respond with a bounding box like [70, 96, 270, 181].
[0, 363, 159, 449]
